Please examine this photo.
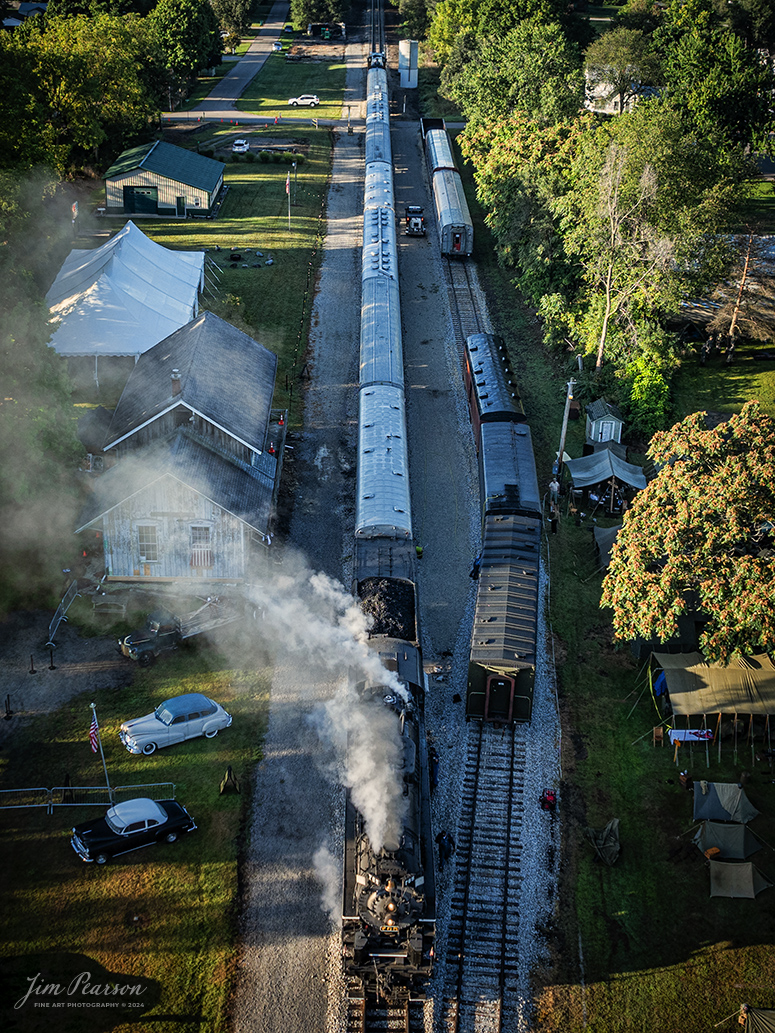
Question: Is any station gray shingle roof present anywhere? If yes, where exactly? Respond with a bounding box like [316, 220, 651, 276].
[104, 311, 277, 454]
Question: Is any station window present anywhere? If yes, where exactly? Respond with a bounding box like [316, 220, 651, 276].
[190, 526, 213, 568]
[137, 525, 158, 563]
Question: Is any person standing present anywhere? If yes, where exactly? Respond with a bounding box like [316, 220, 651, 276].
[549, 477, 560, 504]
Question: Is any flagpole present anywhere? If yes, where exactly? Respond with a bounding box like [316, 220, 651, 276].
[90, 702, 112, 800]
[287, 177, 291, 230]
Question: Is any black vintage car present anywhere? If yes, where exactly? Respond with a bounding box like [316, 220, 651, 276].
[71, 797, 196, 864]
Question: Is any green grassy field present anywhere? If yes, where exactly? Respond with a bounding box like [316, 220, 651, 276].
[0, 645, 270, 1033]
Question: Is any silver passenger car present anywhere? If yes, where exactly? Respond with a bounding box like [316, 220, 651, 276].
[355, 385, 412, 540]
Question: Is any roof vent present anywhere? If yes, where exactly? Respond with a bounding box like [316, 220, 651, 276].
[171, 369, 181, 396]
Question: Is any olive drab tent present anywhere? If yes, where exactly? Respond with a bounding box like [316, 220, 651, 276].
[692, 782, 759, 824]
[584, 818, 620, 866]
[709, 860, 772, 898]
[742, 1006, 775, 1033]
[693, 821, 763, 859]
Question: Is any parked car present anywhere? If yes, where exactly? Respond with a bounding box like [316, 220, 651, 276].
[71, 798, 197, 864]
[272, 41, 283, 51]
[288, 94, 319, 107]
[232, 138, 250, 153]
[119, 692, 232, 755]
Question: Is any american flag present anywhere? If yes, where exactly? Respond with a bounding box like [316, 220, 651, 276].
[89, 713, 99, 753]
[285, 172, 290, 195]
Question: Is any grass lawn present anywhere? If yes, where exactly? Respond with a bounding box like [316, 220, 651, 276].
[236, 49, 346, 121]
[0, 645, 270, 1033]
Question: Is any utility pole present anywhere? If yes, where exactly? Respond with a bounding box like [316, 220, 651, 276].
[555, 378, 576, 481]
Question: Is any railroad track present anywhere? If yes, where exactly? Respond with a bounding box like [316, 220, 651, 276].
[346, 994, 427, 1033]
[444, 258, 485, 343]
[441, 721, 527, 1033]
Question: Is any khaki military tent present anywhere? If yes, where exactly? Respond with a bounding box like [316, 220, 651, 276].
[743, 1006, 775, 1033]
[652, 652, 775, 717]
[693, 821, 763, 859]
[693, 783, 759, 824]
[709, 860, 772, 898]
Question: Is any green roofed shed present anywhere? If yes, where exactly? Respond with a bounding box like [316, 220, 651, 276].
[104, 141, 224, 218]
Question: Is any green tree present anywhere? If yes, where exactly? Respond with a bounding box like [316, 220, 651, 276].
[556, 102, 748, 369]
[290, 0, 349, 27]
[655, 0, 775, 148]
[150, 0, 222, 77]
[391, 0, 429, 39]
[600, 401, 775, 662]
[441, 18, 585, 126]
[428, 0, 566, 64]
[459, 113, 590, 305]
[11, 13, 164, 171]
[210, 0, 251, 34]
[584, 26, 662, 114]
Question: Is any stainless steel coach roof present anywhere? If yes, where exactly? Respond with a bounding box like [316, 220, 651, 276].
[361, 276, 403, 388]
[425, 128, 457, 173]
[480, 422, 541, 517]
[431, 168, 473, 233]
[362, 206, 398, 281]
[355, 385, 412, 539]
[366, 68, 392, 166]
[364, 165, 395, 210]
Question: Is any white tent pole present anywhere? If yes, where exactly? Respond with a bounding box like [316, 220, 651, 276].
[703, 714, 709, 768]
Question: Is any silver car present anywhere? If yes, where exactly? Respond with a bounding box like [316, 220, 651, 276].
[288, 94, 319, 106]
[119, 693, 232, 755]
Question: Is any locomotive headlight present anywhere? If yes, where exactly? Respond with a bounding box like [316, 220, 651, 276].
[387, 902, 396, 912]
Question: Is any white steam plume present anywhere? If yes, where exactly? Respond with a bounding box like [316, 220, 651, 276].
[313, 844, 341, 927]
[248, 553, 409, 852]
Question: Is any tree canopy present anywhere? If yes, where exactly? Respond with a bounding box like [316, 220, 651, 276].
[600, 401, 775, 663]
[149, 0, 222, 78]
[441, 18, 585, 127]
[584, 26, 662, 114]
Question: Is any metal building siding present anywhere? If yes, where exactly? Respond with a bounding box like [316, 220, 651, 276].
[479, 422, 541, 518]
[355, 385, 412, 539]
[360, 277, 403, 388]
[100, 479, 249, 579]
[431, 169, 474, 256]
[105, 170, 217, 212]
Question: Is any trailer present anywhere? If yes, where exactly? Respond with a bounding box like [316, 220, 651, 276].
[118, 599, 242, 665]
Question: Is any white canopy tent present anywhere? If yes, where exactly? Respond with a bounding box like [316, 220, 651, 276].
[46, 221, 204, 380]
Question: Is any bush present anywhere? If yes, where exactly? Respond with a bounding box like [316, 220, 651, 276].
[245, 151, 255, 162]
[271, 152, 281, 162]
[230, 153, 240, 162]
[258, 150, 271, 162]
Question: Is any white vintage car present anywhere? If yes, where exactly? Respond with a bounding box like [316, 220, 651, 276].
[119, 693, 232, 755]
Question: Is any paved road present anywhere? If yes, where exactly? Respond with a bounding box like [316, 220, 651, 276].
[164, 0, 292, 122]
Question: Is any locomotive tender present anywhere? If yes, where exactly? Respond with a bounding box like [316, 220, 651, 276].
[464, 334, 542, 723]
[342, 52, 436, 1003]
[420, 118, 474, 257]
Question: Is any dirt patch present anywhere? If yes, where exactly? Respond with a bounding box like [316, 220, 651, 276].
[0, 608, 135, 749]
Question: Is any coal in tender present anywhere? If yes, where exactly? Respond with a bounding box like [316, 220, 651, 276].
[358, 577, 416, 640]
